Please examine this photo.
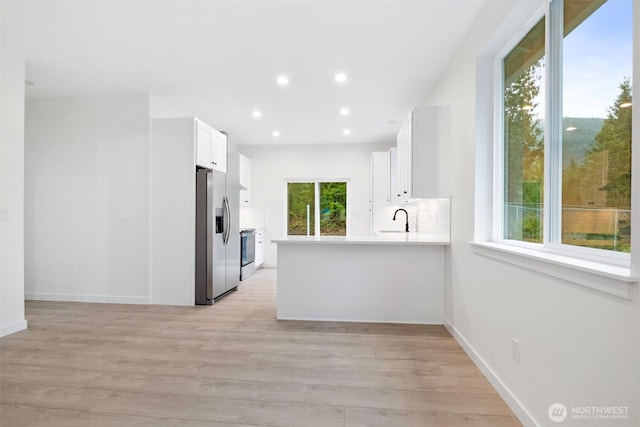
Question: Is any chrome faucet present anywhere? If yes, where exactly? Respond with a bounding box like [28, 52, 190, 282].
[393, 208, 409, 232]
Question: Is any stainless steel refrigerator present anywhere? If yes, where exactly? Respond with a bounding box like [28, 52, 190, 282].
[195, 156, 240, 304]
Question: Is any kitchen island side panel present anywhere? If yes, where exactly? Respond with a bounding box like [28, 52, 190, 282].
[276, 243, 444, 324]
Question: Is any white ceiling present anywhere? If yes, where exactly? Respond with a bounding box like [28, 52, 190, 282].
[1, 0, 486, 146]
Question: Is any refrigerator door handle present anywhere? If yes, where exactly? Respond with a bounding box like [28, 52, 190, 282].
[222, 197, 227, 245]
[226, 196, 232, 244]
[223, 196, 230, 245]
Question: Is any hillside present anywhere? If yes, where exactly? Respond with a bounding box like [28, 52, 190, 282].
[561, 117, 604, 166]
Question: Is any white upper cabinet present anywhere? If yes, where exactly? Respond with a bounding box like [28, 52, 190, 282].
[394, 105, 441, 202]
[370, 151, 392, 232]
[389, 147, 402, 205]
[195, 119, 227, 173]
[211, 130, 227, 173]
[371, 151, 391, 207]
[238, 153, 252, 206]
[195, 120, 212, 169]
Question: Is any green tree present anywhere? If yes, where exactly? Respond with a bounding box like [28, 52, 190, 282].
[319, 182, 346, 235]
[504, 58, 544, 241]
[562, 158, 581, 206]
[589, 78, 632, 208]
[504, 59, 544, 197]
[287, 182, 347, 236]
[561, 79, 632, 252]
[287, 183, 315, 235]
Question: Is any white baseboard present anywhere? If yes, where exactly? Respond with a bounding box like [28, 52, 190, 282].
[277, 315, 442, 325]
[444, 316, 538, 427]
[25, 293, 150, 305]
[0, 319, 28, 337]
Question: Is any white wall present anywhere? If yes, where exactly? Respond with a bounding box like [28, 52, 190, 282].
[149, 118, 196, 306]
[238, 143, 393, 266]
[24, 95, 151, 303]
[0, 48, 27, 337]
[428, 1, 640, 426]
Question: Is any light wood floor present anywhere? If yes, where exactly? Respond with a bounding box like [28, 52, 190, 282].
[0, 268, 521, 427]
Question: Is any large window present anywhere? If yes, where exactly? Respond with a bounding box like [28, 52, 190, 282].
[500, 0, 633, 257]
[503, 17, 545, 243]
[287, 181, 347, 236]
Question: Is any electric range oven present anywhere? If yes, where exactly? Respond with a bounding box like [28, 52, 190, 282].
[240, 229, 255, 280]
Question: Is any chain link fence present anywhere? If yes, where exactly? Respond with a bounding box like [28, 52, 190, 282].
[504, 204, 631, 252]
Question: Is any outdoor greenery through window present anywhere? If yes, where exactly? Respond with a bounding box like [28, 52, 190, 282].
[503, 17, 545, 243]
[502, 0, 632, 254]
[561, 0, 632, 252]
[287, 181, 347, 236]
[287, 183, 316, 236]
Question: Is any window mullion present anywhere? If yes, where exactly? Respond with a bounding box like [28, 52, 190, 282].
[545, 0, 563, 246]
[314, 181, 320, 237]
[493, 58, 506, 242]
[632, 0, 640, 274]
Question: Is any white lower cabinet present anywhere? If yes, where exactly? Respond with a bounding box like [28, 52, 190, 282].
[255, 228, 265, 268]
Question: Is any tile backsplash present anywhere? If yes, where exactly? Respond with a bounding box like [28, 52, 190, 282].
[239, 207, 265, 229]
[372, 198, 450, 235]
[416, 198, 450, 234]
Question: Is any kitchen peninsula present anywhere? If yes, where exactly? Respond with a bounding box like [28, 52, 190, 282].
[272, 233, 450, 324]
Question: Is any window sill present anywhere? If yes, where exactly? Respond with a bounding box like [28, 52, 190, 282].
[471, 241, 637, 299]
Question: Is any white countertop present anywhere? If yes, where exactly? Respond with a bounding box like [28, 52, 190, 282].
[272, 232, 450, 245]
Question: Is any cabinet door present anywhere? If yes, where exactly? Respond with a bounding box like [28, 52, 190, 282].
[240, 188, 252, 207]
[389, 147, 402, 204]
[372, 152, 390, 206]
[238, 154, 252, 206]
[211, 130, 227, 173]
[371, 151, 392, 232]
[195, 120, 213, 169]
[238, 154, 248, 188]
[411, 105, 439, 198]
[394, 114, 412, 204]
[255, 229, 265, 267]
[401, 113, 413, 199]
[394, 106, 441, 201]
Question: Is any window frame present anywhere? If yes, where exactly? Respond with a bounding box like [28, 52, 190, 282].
[472, 0, 638, 299]
[492, 5, 546, 250]
[284, 178, 350, 237]
[492, 0, 633, 267]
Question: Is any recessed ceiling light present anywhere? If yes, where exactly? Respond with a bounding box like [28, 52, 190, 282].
[620, 101, 632, 108]
[566, 126, 577, 131]
[276, 75, 289, 86]
[272, 130, 280, 137]
[252, 110, 262, 118]
[343, 129, 351, 135]
[334, 72, 348, 83]
[340, 107, 350, 116]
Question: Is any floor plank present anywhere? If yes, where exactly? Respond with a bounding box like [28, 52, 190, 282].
[0, 267, 521, 426]
[305, 384, 514, 416]
[86, 372, 309, 402]
[0, 403, 190, 427]
[0, 382, 114, 411]
[91, 391, 345, 427]
[345, 407, 521, 427]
